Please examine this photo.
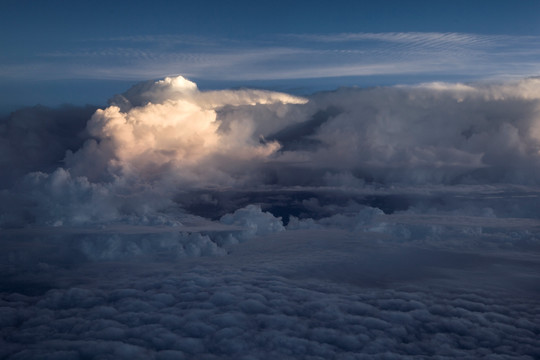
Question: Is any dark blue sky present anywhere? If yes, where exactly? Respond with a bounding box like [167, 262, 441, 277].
[2, 0, 540, 112]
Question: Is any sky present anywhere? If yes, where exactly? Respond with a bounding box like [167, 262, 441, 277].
[2, 0, 540, 112]
[2, 2, 540, 359]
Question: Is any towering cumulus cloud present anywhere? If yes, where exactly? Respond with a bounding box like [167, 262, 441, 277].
[67, 77, 308, 183]
[2, 75, 540, 227]
[0, 76, 308, 226]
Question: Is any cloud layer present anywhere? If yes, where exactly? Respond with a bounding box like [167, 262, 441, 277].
[1, 76, 540, 359]
[3, 75, 540, 227]
[2, 228, 539, 359]
[4, 32, 540, 83]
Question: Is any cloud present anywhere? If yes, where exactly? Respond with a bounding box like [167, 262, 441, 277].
[66, 76, 306, 186]
[274, 78, 540, 187]
[4, 32, 540, 82]
[4, 76, 540, 228]
[1, 76, 309, 227]
[219, 204, 285, 244]
[1, 229, 539, 359]
[2, 76, 540, 359]
[294, 31, 494, 44]
[0, 105, 97, 188]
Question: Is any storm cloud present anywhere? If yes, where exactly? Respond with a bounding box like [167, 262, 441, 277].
[3, 76, 540, 227]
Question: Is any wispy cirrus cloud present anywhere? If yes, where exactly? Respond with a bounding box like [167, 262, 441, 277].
[286, 31, 495, 46]
[2, 32, 540, 82]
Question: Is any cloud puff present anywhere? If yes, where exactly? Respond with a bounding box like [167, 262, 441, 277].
[218, 204, 285, 244]
[66, 76, 307, 186]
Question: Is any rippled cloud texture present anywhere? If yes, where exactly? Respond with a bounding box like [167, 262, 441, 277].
[1, 76, 540, 358]
[6, 32, 540, 82]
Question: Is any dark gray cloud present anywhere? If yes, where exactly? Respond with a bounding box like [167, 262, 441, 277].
[1, 228, 539, 359]
[0, 105, 97, 188]
[264, 106, 340, 152]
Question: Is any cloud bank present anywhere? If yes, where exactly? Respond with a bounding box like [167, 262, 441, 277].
[3, 76, 540, 228]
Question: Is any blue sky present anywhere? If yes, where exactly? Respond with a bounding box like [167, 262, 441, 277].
[2, 0, 540, 112]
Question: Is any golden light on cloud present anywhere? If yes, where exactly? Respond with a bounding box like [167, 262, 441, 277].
[80, 76, 307, 182]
